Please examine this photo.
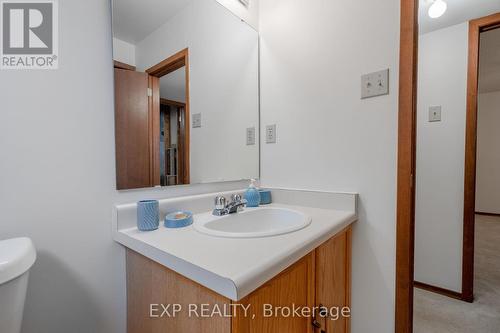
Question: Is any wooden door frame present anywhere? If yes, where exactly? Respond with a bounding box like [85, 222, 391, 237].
[146, 48, 190, 185]
[396, 3, 500, 331]
[395, 1, 418, 332]
[161, 98, 186, 108]
[462, 11, 500, 303]
[114, 60, 136, 71]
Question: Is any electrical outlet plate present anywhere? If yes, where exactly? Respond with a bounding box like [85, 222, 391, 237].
[361, 69, 389, 99]
[192, 113, 201, 128]
[429, 106, 442, 122]
[266, 124, 276, 144]
[246, 127, 256, 145]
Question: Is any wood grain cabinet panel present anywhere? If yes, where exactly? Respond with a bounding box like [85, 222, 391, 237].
[315, 228, 352, 333]
[126, 250, 231, 333]
[126, 226, 352, 333]
[232, 253, 315, 333]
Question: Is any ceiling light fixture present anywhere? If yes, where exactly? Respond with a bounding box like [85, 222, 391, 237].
[428, 0, 447, 19]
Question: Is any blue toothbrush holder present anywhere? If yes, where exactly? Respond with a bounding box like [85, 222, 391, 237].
[137, 200, 160, 231]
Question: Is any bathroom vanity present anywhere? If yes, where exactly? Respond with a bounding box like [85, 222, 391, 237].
[111, 2, 357, 331]
[113, 188, 357, 333]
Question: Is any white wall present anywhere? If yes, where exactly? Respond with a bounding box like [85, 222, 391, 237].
[216, 0, 259, 31]
[0, 1, 248, 332]
[259, 1, 400, 332]
[476, 91, 500, 214]
[135, 0, 259, 184]
[414, 23, 468, 292]
[112, 37, 136, 66]
[111, 0, 258, 67]
[160, 67, 186, 102]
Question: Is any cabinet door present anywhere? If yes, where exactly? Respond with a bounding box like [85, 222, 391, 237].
[232, 253, 315, 333]
[126, 249, 231, 333]
[315, 227, 352, 333]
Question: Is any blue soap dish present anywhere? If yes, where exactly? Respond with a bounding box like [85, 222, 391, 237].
[164, 211, 193, 228]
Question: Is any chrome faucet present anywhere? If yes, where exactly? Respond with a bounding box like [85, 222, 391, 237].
[213, 194, 247, 216]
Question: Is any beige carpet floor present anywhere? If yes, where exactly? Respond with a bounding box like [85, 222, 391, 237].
[414, 214, 500, 333]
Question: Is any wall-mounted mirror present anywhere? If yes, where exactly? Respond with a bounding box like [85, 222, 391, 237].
[112, 0, 259, 190]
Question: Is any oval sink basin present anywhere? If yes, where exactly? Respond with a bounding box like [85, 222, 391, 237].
[193, 207, 311, 238]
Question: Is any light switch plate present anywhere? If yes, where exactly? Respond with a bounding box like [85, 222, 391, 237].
[266, 124, 276, 144]
[246, 127, 256, 145]
[361, 69, 389, 99]
[192, 113, 201, 128]
[429, 106, 442, 122]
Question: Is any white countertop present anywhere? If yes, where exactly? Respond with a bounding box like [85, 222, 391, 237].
[113, 188, 357, 300]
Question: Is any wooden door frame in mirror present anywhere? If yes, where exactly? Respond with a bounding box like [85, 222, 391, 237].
[146, 48, 190, 185]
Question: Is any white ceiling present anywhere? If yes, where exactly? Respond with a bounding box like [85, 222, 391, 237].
[113, 0, 191, 44]
[479, 28, 500, 93]
[419, 0, 500, 34]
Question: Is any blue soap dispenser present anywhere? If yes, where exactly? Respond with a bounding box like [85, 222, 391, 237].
[244, 179, 261, 207]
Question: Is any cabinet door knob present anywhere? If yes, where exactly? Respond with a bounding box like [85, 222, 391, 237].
[311, 319, 322, 328]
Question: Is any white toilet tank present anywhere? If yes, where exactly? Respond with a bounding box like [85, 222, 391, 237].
[0, 238, 36, 333]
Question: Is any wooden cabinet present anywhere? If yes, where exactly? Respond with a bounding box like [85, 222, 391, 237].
[126, 226, 351, 333]
[315, 227, 351, 333]
[232, 252, 315, 333]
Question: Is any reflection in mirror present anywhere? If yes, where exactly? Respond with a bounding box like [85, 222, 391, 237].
[160, 67, 188, 186]
[414, 1, 500, 331]
[112, 0, 259, 190]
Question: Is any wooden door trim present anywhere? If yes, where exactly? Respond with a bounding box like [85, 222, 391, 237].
[148, 76, 161, 186]
[413, 281, 462, 300]
[475, 211, 500, 217]
[462, 12, 500, 303]
[183, 52, 191, 185]
[146, 48, 187, 77]
[114, 60, 136, 71]
[146, 48, 190, 185]
[160, 98, 186, 108]
[395, 1, 418, 332]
